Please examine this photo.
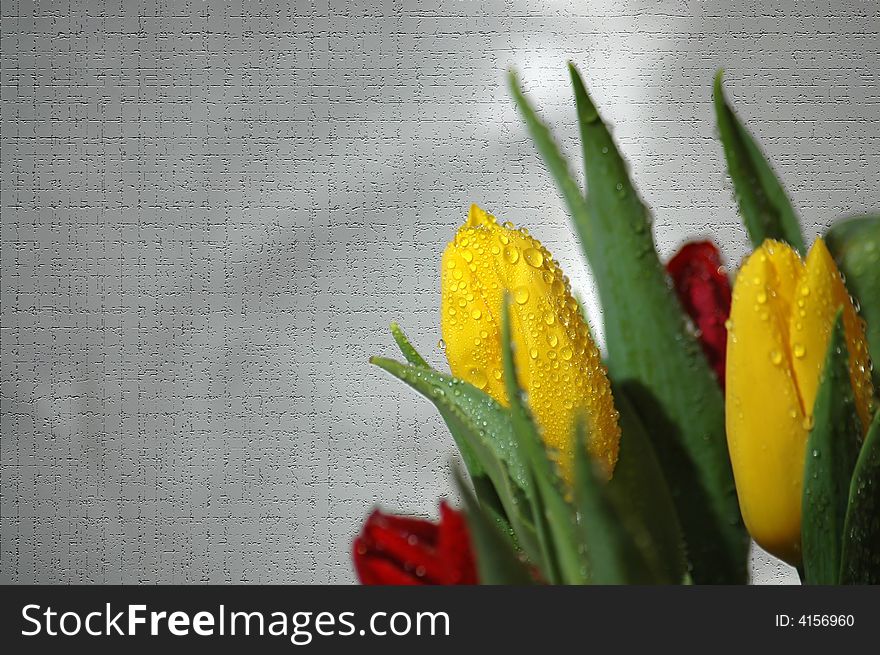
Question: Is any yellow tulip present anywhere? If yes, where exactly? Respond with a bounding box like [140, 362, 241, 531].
[440, 204, 620, 479]
[726, 238, 874, 565]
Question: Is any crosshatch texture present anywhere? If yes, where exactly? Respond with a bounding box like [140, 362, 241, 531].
[1, 0, 878, 584]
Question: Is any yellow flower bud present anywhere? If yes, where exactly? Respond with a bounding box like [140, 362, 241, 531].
[440, 204, 620, 479]
[726, 238, 874, 565]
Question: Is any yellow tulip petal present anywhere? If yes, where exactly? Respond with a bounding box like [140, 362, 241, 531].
[441, 233, 505, 400]
[440, 204, 620, 480]
[726, 242, 808, 565]
[792, 238, 874, 432]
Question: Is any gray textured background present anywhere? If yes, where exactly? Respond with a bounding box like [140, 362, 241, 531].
[2, 0, 878, 584]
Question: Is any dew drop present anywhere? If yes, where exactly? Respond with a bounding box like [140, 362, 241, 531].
[523, 248, 544, 268]
[514, 286, 530, 305]
[793, 343, 806, 358]
[471, 309, 482, 320]
[503, 246, 520, 264]
[469, 367, 488, 389]
[561, 346, 573, 361]
[770, 349, 782, 365]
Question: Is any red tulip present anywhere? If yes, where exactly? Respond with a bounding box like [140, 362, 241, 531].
[666, 241, 732, 387]
[353, 501, 478, 585]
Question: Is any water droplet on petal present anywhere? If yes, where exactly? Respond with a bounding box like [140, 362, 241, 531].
[469, 367, 488, 389]
[513, 286, 530, 304]
[523, 248, 544, 268]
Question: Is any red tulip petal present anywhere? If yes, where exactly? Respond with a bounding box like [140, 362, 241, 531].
[365, 510, 440, 545]
[363, 522, 451, 584]
[353, 549, 425, 585]
[667, 240, 732, 387]
[352, 504, 479, 585]
[437, 501, 478, 584]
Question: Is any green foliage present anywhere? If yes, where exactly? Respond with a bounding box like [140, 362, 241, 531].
[826, 215, 880, 389]
[509, 65, 747, 584]
[455, 469, 535, 585]
[713, 72, 806, 253]
[840, 409, 880, 584]
[802, 314, 862, 584]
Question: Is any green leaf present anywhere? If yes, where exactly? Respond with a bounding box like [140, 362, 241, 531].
[802, 313, 862, 585]
[608, 388, 688, 583]
[500, 298, 586, 584]
[390, 321, 430, 369]
[509, 65, 748, 583]
[455, 468, 535, 585]
[840, 409, 880, 584]
[826, 215, 880, 388]
[713, 71, 806, 254]
[571, 416, 660, 584]
[370, 353, 541, 563]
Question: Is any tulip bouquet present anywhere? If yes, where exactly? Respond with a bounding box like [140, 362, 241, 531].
[354, 65, 880, 585]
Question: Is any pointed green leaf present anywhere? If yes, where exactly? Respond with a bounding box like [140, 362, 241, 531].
[608, 388, 688, 583]
[572, 416, 660, 584]
[713, 71, 806, 253]
[509, 66, 748, 583]
[390, 322, 431, 369]
[826, 215, 880, 388]
[370, 354, 540, 562]
[455, 469, 535, 585]
[802, 314, 862, 584]
[840, 409, 880, 584]
[500, 298, 586, 584]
